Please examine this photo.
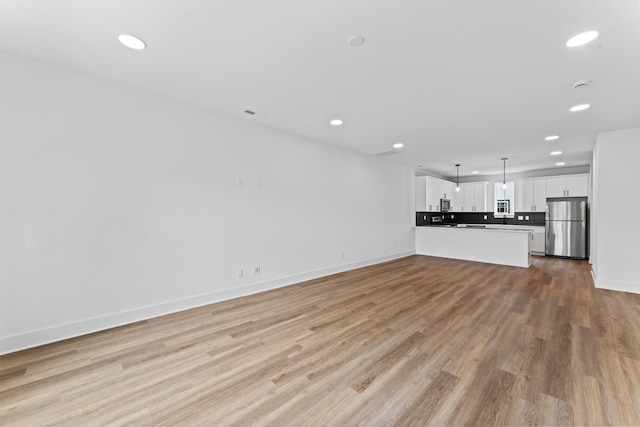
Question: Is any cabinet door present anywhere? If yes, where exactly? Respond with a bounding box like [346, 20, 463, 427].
[518, 180, 534, 211]
[433, 180, 444, 211]
[546, 177, 566, 198]
[426, 178, 445, 211]
[443, 181, 456, 201]
[415, 177, 427, 211]
[473, 182, 487, 212]
[452, 186, 463, 211]
[531, 233, 545, 254]
[532, 178, 547, 211]
[425, 179, 434, 211]
[463, 183, 475, 212]
[565, 175, 588, 197]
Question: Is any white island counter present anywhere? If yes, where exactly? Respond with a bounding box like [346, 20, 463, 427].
[415, 226, 532, 268]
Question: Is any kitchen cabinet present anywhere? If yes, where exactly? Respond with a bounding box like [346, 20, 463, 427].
[516, 178, 547, 212]
[529, 226, 545, 254]
[415, 176, 456, 211]
[451, 186, 463, 212]
[427, 179, 443, 212]
[415, 176, 427, 211]
[443, 181, 456, 201]
[458, 182, 487, 212]
[546, 175, 588, 198]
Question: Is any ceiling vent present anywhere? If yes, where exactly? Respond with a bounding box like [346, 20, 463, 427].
[373, 150, 399, 157]
[572, 79, 590, 89]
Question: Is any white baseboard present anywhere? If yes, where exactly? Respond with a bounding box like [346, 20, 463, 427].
[0, 251, 414, 355]
[595, 277, 640, 294]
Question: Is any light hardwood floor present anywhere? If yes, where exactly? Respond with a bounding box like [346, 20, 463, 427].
[2, 255, 640, 426]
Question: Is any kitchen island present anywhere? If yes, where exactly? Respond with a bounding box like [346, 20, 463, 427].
[415, 225, 532, 268]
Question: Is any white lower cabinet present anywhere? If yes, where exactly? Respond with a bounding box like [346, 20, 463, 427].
[529, 226, 545, 254]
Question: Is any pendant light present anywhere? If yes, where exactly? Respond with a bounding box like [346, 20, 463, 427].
[455, 164, 461, 192]
[501, 158, 508, 190]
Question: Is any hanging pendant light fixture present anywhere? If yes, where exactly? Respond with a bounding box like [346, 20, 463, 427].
[501, 158, 508, 190]
[455, 164, 461, 192]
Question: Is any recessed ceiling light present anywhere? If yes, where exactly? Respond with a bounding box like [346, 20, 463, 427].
[393, 142, 404, 149]
[329, 119, 343, 126]
[555, 162, 566, 166]
[545, 135, 559, 141]
[550, 151, 563, 156]
[569, 104, 590, 112]
[472, 171, 479, 174]
[347, 35, 366, 47]
[118, 34, 146, 50]
[566, 31, 599, 48]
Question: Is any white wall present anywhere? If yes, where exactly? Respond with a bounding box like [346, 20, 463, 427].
[591, 126, 640, 293]
[0, 52, 414, 354]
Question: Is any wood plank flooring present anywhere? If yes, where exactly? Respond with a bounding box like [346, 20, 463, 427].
[2, 255, 640, 426]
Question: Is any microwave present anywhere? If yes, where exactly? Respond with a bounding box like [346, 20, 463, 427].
[440, 198, 451, 212]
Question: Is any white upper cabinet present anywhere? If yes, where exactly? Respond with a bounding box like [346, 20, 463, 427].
[546, 175, 588, 198]
[418, 173, 588, 213]
[546, 178, 566, 198]
[415, 176, 456, 212]
[458, 182, 487, 212]
[565, 176, 589, 197]
[443, 181, 456, 201]
[427, 179, 443, 211]
[452, 186, 463, 212]
[473, 182, 487, 212]
[415, 176, 427, 211]
[516, 178, 547, 211]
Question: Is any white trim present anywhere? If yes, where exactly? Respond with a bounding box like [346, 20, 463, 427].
[595, 276, 640, 294]
[0, 251, 414, 355]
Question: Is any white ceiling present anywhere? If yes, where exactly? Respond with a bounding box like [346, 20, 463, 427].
[1, 0, 639, 178]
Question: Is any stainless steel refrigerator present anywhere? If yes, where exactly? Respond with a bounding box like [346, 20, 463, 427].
[545, 198, 587, 259]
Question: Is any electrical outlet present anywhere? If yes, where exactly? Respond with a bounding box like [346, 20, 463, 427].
[237, 268, 244, 278]
[252, 265, 261, 275]
[451, 214, 455, 219]
[525, 215, 530, 220]
[518, 215, 524, 220]
[484, 215, 487, 220]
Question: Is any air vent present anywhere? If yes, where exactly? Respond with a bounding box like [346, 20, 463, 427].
[373, 150, 398, 157]
[573, 79, 590, 89]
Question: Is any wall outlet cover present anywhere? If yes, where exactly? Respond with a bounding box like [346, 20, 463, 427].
[252, 266, 261, 275]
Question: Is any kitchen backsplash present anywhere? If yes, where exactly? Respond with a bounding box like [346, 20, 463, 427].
[416, 211, 545, 227]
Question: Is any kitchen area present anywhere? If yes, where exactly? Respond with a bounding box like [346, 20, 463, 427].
[414, 172, 589, 268]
